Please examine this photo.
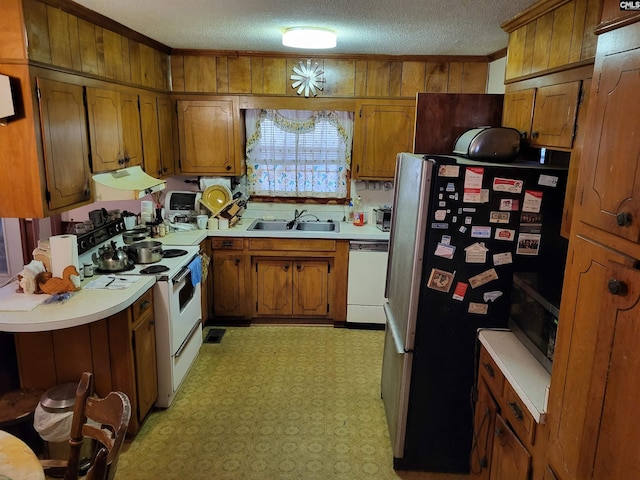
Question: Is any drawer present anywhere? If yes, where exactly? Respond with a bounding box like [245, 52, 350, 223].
[211, 237, 244, 250]
[503, 383, 536, 446]
[132, 288, 153, 322]
[249, 238, 336, 252]
[479, 346, 505, 400]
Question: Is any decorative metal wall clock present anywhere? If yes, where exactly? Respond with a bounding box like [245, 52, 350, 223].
[291, 59, 325, 97]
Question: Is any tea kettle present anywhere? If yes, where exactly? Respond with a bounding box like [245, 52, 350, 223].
[92, 240, 131, 271]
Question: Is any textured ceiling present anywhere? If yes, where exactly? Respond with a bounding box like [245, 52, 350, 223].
[71, 0, 536, 56]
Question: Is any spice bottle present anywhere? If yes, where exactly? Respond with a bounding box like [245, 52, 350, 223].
[353, 196, 365, 226]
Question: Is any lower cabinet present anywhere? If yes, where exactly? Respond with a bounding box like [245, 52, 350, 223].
[210, 236, 348, 324]
[254, 258, 330, 317]
[472, 339, 548, 480]
[13, 288, 157, 436]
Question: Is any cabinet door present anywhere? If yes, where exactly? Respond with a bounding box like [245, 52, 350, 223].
[86, 87, 124, 172]
[177, 100, 238, 175]
[157, 95, 176, 177]
[471, 377, 498, 480]
[140, 94, 162, 177]
[578, 259, 640, 479]
[212, 252, 246, 318]
[502, 89, 535, 140]
[490, 415, 531, 480]
[36, 78, 91, 211]
[530, 81, 581, 149]
[119, 92, 143, 167]
[132, 310, 157, 421]
[255, 259, 292, 316]
[292, 260, 329, 316]
[579, 24, 640, 244]
[353, 102, 415, 179]
[546, 235, 637, 480]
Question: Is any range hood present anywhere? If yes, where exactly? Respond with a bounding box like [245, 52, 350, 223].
[92, 166, 166, 201]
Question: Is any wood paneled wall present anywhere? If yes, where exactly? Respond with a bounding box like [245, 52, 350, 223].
[21, 0, 171, 90]
[171, 53, 490, 98]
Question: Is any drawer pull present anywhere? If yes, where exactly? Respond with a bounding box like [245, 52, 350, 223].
[508, 401, 524, 421]
[494, 426, 503, 437]
[221, 241, 234, 247]
[140, 300, 150, 311]
[482, 362, 495, 378]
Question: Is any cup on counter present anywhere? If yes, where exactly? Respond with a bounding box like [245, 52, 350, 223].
[197, 215, 208, 230]
[123, 216, 136, 230]
[219, 218, 229, 230]
[207, 217, 219, 230]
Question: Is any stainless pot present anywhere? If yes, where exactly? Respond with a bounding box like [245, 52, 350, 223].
[92, 241, 131, 271]
[126, 241, 163, 264]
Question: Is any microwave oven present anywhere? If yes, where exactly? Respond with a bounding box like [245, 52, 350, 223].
[508, 272, 562, 373]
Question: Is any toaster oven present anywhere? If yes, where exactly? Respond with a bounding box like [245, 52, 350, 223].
[374, 207, 392, 232]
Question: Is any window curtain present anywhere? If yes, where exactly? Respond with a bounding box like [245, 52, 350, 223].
[245, 109, 353, 198]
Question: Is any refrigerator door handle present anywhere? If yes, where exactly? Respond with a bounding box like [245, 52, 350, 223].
[384, 303, 407, 355]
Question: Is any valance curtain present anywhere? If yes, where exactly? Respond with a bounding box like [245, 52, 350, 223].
[245, 109, 353, 198]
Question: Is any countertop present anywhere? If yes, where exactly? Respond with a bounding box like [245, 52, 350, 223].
[0, 275, 155, 333]
[478, 329, 550, 423]
[0, 218, 388, 333]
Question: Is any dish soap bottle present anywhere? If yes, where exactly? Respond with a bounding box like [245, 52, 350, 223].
[353, 196, 365, 226]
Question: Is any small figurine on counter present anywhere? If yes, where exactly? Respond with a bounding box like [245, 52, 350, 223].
[16, 260, 47, 293]
[38, 265, 81, 295]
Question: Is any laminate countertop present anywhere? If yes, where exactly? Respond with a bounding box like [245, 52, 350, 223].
[478, 329, 551, 423]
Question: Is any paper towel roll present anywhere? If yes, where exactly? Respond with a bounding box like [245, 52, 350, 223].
[49, 235, 80, 287]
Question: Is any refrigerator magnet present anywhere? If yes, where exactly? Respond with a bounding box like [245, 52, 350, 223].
[483, 291, 503, 302]
[468, 268, 498, 289]
[494, 228, 516, 241]
[493, 252, 513, 265]
[434, 243, 456, 259]
[523, 190, 543, 213]
[452, 282, 468, 301]
[464, 242, 489, 263]
[427, 268, 455, 293]
[517, 233, 541, 255]
[538, 174, 559, 187]
[489, 211, 510, 223]
[468, 302, 489, 315]
[438, 165, 460, 177]
[499, 198, 520, 211]
[471, 226, 491, 238]
[493, 177, 524, 193]
[434, 209, 447, 221]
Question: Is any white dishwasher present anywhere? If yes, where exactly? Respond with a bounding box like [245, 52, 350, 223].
[347, 240, 389, 325]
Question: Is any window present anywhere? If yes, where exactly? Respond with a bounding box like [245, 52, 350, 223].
[245, 109, 353, 198]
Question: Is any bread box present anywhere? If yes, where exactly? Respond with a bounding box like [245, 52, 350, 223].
[453, 127, 521, 162]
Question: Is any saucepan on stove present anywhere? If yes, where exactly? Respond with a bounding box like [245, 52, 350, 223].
[122, 226, 149, 244]
[125, 241, 163, 264]
[92, 241, 131, 271]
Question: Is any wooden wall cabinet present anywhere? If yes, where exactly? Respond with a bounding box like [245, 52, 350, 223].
[176, 99, 242, 176]
[13, 288, 157, 436]
[35, 77, 92, 212]
[502, 0, 601, 81]
[86, 87, 143, 172]
[503, 81, 582, 149]
[352, 100, 416, 180]
[140, 93, 176, 178]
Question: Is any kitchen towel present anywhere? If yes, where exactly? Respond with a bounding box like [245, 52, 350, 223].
[188, 256, 202, 286]
[49, 235, 80, 287]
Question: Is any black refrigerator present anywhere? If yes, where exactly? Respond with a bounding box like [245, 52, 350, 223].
[381, 153, 568, 472]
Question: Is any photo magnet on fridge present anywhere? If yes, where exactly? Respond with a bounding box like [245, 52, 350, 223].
[427, 268, 455, 293]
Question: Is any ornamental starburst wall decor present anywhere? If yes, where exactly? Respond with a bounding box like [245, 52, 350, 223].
[291, 59, 325, 97]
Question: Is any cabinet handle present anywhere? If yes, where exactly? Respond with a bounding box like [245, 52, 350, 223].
[225, 165, 232, 171]
[234, 258, 240, 266]
[283, 264, 289, 271]
[482, 362, 495, 378]
[221, 241, 234, 247]
[607, 279, 627, 296]
[140, 300, 150, 311]
[616, 212, 632, 227]
[296, 264, 302, 271]
[118, 155, 126, 166]
[531, 130, 539, 139]
[494, 426, 503, 437]
[507, 401, 524, 421]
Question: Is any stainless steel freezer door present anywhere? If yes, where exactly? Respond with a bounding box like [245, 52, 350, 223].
[385, 152, 433, 351]
[381, 302, 414, 458]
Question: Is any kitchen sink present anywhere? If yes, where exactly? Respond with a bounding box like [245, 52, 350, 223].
[295, 221, 340, 232]
[247, 219, 340, 233]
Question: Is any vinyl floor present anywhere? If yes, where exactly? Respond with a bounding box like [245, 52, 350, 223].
[116, 326, 469, 480]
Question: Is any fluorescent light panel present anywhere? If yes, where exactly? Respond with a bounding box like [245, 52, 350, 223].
[282, 27, 336, 49]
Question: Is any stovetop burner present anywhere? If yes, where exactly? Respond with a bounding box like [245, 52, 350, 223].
[162, 249, 188, 258]
[95, 262, 135, 274]
[140, 265, 170, 274]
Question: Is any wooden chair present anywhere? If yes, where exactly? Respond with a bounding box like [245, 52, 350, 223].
[40, 372, 131, 480]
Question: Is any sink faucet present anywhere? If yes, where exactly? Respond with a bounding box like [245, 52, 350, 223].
[287, 209, 307, 229]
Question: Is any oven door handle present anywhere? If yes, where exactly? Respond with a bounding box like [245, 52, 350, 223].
[174, 320, 202, 359]
[173, 266, 190, 285]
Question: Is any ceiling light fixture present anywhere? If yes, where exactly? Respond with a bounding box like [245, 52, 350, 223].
[282, 27, 336, 49]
